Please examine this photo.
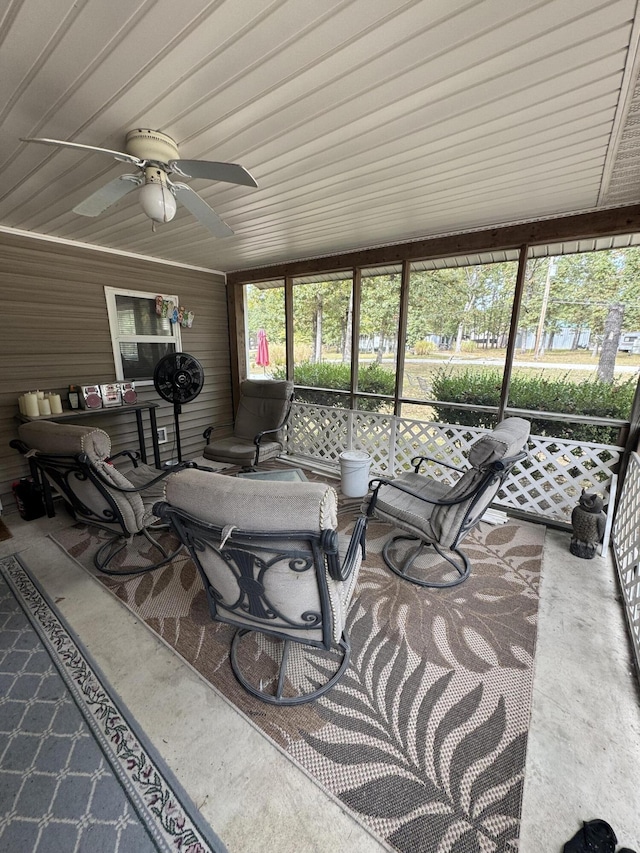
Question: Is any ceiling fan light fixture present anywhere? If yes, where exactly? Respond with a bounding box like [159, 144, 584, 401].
[139, 181, 177, 222]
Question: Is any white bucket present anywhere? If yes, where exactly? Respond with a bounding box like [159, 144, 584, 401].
[339, 450, 372, 498]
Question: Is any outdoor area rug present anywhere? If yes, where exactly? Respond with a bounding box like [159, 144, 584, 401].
[50, 488, 545, 853]
[0, 553, 227, 853]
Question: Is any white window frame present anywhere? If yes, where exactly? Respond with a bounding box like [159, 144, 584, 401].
[105, 286, 182, 384]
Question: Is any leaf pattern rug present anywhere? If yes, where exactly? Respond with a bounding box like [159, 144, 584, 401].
[50, 483, 544, 853]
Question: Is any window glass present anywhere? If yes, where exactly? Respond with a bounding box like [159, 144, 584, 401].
[118, 342, 176, 380]
[245, 282, 285, 378]
[404, 259, 518, 426]
[105, 287, 181, 382]
[115, 294, 173, 337]
[291, 274, 353, 407]
[508, 249, 640, 443]
[357, 266, 401, 409]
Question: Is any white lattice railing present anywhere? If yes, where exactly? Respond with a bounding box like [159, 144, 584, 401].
[286, 402, 621, 525]
[612, 452, 640, 679]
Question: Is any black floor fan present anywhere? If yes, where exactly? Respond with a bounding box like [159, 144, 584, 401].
[153, 352, 205, 463]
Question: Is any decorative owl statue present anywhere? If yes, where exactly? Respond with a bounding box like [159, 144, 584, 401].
[570, 489, 606, 559]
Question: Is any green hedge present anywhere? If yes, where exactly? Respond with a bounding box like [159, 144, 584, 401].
[273, 362, 395, 410]
[431, 368, 634, 443]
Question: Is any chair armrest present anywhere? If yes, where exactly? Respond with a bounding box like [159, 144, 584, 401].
[202, 424, 233, 444]
[366, 475, 480, 516]
[253, 391, 295, 448]
[323, 515, 368, 581]
[367, 449, 528, 517]
[79, 454, 193, 494]
[411, 454, 465, 474]
[252, 392, 294, 465]
[493, 449, 529, 470]
[253, 424, 284, 446]
[108, 449, 141, 468]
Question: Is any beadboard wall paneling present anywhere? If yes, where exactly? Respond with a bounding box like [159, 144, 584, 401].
[0, 231, 231, 510]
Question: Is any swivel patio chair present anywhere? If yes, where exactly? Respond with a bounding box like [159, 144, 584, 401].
[154, 468, 367, 705]
[202, 379, 294, 469]
[364, 417, 530, 589]
[10, 419, 194, 575]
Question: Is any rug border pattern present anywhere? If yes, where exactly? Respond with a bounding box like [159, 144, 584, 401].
[0, 553, 225, 853]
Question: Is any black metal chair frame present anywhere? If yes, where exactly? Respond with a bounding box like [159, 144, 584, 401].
[202, 389, 294, 468]
[154, 499, 367, 705]
[10, 438, 192, 575]
[367, 450, 528, 589]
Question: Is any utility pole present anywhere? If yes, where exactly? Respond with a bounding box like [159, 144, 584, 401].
[534, 258, 557, 359]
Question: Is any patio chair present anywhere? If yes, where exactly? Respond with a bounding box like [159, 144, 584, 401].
[10, 420, 194, 575]
[154, 468, 367, 705]
[363, 417, 530, 588]
[202, 379, 294, 469]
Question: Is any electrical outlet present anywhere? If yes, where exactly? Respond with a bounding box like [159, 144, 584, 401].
[157, 427, 168, 444]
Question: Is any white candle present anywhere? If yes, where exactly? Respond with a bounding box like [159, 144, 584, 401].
[47, 393, 63, 414]
[24, 393, 40, 417]
[38, 398, 52, 416]
[36, 390, 45, 399]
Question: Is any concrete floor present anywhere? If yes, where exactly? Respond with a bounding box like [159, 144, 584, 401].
[1, 506, 639, 853]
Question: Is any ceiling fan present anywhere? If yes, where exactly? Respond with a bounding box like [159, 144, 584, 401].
[20, 128, 258, 237]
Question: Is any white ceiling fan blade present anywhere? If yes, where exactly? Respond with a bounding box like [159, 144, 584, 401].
[21, 136, 143, 166]
[170, 159, 258, 188]
[172, 183, 234, 237]
[73, 174, 142, 216]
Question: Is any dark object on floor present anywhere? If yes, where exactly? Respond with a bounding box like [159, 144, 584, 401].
[0, 518, 13, 541]
[570, 489, 606, 559]
[11, 477, 45, 520]
[562, 819, 617, 852]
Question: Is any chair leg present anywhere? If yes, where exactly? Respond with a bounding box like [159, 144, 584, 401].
[93, 528, 184, 576]
[382, 534, 471, 588]
[230, 628, 351, 705]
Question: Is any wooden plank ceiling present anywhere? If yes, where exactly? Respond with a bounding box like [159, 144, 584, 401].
[1, 0, 640, 273]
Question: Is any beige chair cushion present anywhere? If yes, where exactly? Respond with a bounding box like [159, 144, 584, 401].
[233, 379, 293, 442]
[17, 420, 146, 532]
[204, 379, 293, 465]
[164, 468, 355, 643]
[202, 436, 282, 465]
[467, 417, 530, 467]
[365, 417, 530, 549]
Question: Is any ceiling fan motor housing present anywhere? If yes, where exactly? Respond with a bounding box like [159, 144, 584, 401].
[125, 129, 180, 163]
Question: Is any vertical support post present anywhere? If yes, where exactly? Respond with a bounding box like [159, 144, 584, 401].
[134, 408, 147, 464]
[395, 260, 411, 417]
[498, 245, 529, 422]
[227, 281, 245, 407]
[285, 276, 294, 383]
[148, 405, 161, 468]
[350, 268, 361, 411]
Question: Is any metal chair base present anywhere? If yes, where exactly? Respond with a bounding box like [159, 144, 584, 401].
[382, 534, 471, 588]
[230, 628, 351, 705]
[94, 526, 183, 576]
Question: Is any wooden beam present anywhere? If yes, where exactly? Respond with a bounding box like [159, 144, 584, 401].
[226, 282, 244, 406]
[227, 204, 640, 285]
[498, 245, 529, 421]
